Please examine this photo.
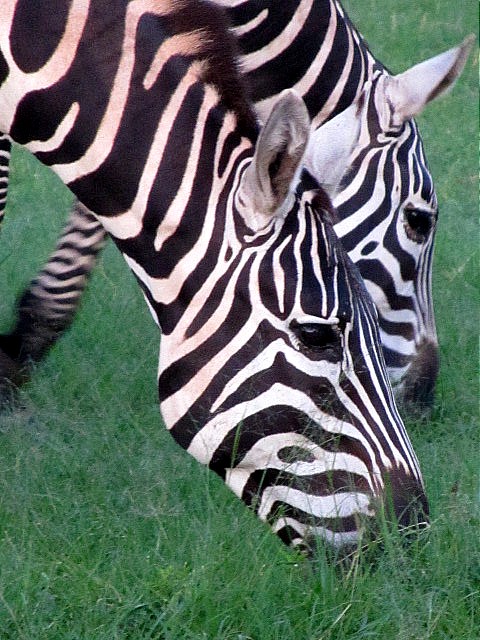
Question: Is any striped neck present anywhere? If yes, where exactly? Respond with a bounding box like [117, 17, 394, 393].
[226, 0, 381, 126]
[0, 1, 260, 337]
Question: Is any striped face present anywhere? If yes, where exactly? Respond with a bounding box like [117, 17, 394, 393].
[331, 74, 439, 415]
[157, 177, 428, 548]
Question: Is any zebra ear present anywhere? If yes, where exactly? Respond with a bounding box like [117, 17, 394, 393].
[241, 89, 310, 230]
[385, 35, 474, 127]
[304, 101, 361, 198]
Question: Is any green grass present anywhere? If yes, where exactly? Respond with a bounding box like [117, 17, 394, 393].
[0, 1, 478, 638]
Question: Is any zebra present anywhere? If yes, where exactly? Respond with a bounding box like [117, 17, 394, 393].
[0, 1, 472, 417]
[0, 0, 427, 550]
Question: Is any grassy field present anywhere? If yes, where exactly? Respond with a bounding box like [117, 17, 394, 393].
[0, 1, 478, 638]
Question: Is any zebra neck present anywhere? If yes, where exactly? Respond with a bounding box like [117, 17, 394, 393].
[104, 117, 255, 336]
[228, 0, 383, 127]
[0, 0, 259, 336]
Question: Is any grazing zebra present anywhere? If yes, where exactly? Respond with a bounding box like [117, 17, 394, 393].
[0, 1, 471, 417]
[0, 0, 427, 549]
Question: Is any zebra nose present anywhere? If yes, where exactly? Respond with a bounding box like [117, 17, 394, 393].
[382, 468, 429, 535]
[399, 339, 439, 418]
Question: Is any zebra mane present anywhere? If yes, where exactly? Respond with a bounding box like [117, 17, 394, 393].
[162, 0, 258, 139]
[311, 186, 339, 225]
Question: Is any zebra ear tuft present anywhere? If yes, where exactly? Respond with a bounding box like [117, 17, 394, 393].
[385, 35, 474, 126]
[304, 101, 361, 198]
[241, 89, 310, 230]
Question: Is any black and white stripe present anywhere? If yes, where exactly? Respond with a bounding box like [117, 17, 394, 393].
[0, 1, 470, 417]
[0, 133, 9, 224]
[0, 0, 427, 549]
[222, 0, 472, 413]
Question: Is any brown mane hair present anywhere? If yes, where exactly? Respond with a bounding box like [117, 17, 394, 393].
[161, 0, 258, 139]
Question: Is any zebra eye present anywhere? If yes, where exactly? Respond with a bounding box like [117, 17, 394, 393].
[291, 321, 341, 352]
[404, 208, 436, 242]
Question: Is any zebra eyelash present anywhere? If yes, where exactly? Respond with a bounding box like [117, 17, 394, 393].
[289, 320, 344, 358]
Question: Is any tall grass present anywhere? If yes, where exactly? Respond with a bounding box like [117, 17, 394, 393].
[0, 1, 478, 638]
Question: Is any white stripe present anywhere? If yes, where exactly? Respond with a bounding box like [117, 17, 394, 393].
[214, 0, 249, 6]
[51, 1, 178, 184]
[258, 485, 373, 521]
[272, 235, 291, 315]
[239, 0, 314, 73]
[123, 118, 251, 308]
[186, 384, 385, 486]
[311, 12, 358, 128]
[225, 432, 374, 498]
[379, 330, 415, 357]
[210, 337, 340, 414]
[154, 81, 219, 252]
[27, 103, 80, 154]
[354, 307, 421, 478]
[271, 516, 360, 547]
[0, 0, 90, 133]
[312, 215, 329, 317]
[230, 9, 269, 38]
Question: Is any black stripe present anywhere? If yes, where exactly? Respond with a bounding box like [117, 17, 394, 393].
[10, 0, 70, 73]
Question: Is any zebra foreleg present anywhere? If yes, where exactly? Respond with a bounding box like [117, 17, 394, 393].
[0, 337, 27, 404]
[0, 201, 106, 403]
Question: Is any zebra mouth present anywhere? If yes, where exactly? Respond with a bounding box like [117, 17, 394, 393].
[396, 339, 440, 418]
[0, 339, 29, 403]
[286, 489, 430, 560]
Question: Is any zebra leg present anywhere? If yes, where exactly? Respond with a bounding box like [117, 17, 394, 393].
[0, 201, 106, 399]
[0, 133, 21, 401]
[0, 134, 10, 225]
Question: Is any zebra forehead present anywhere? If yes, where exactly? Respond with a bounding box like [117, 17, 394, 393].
[356, 86, 436, 204]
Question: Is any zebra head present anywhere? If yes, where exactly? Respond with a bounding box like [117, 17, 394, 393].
[310, 38, 473, 418]
[158, 90, 428, 549]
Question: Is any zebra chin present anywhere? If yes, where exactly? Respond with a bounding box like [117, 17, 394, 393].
[394, 339, 440, 419]
[268, 488, 429, 556]
[230, 456, 429, 555]
[271, 482, 429, 555]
